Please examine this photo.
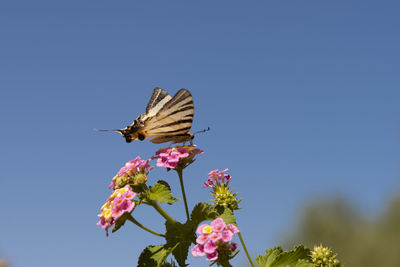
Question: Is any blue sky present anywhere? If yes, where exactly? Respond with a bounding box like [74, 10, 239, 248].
[1, 1, 399, 266]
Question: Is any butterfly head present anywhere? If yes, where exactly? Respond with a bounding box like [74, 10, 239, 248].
[113, 127, 134, 143]
[94, 121, 145, 143]
[115, 123, 146, 143]
[116, 129, 131, 143]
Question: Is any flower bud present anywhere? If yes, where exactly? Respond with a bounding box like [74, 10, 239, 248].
[204, 169, 241, 210]
[212, 186, 241, 210]
[109, 156, 153, 190]
[133, 172, 148, 185]
[311, 245, 340, 267]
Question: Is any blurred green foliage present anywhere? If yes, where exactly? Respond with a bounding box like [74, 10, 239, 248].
[285, 194, 400, 267]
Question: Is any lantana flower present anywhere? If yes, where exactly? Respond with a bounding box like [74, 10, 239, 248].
[97, 185, 137, 236]
[204, 169, 241, 210]
[203, 168, 231, 188]
[152, 145, 203, 171]
[192, 218, 239, 264]
[109, 156, 153, 190]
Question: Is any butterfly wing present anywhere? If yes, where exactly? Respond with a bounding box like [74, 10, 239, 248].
[142, 89, 194, 143]
[147, 134, 193, 144]
[145, 88, 172, 117]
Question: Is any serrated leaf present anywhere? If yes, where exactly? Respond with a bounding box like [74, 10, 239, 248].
[256, 245, 310, 267]
[216, 206, 236, 225]
[256, 246, 283, 267]
[165, 221, 193, 267]
[148, 182, 179, 204]
[172, 240, 190, 267]
[112, 212, 130, 233]
[161, 258, 178, 267]
[137, 244, 177, 267]
[190, 202, 218, 227]
[157, 180, 172, 190]
[295, 259, 314, 267]
[272, 245, 310, 266]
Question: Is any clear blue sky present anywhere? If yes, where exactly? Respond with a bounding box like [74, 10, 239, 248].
[1, 1, 399, 266]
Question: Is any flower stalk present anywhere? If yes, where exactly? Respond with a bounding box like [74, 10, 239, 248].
[238, 232, 255, 267]
[127, 214, 165, 237]
[149, 199, 177, 224]
[177, 169, 190, 221]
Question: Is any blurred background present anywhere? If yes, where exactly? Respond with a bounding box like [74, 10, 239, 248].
[283, 194, 400, 267]
[0, 1, 399, 266]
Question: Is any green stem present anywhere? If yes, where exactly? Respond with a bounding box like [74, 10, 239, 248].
[127, 214, 165, 237]
[238, 232, 255, 267]
[177, 169, 190, 221]
[142, 184, 177, 224]
[150, 200, 177, 224]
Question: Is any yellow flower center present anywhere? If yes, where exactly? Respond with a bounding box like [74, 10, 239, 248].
[202, 225, 213, 234]
[104, 209, 112, 220]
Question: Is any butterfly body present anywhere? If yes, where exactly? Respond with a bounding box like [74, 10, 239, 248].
[111, 88, 194, 144]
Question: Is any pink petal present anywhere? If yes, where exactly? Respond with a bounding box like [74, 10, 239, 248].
[206, 250, 218, 261]
[191, 244, 205, 257]
[209, 232, 221, 242]
[211, 218, 226, 232]
[196, 224, 208, 234]
[125, 201, 135, 213]
[177, 147, 189, 158]
[204, 241, 217, 254]
[227, 224, 240, 234]
[196, 234, 209, 245]
[221, 230, 233, 242]
[230, 242, 238, 252]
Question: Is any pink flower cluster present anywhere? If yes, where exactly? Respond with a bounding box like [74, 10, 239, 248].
[152, 145, 203, 171]
[97, 185, 136, 236]
[203, 168, 232, 188]
[192, 218, 239, 261]
[109, 156, 153, 189]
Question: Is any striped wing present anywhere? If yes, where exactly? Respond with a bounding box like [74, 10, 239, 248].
[143, 89, 194, 138]
[140, 88, 172, 121]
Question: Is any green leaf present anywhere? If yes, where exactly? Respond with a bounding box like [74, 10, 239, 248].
[172, 240, 190, 267]
[216, 206, 237, 225]
[255, 245, 311, 267]
[190, 202, 219, 227]
[256, 246, 283, 267]
[161, 259, 178, 267]
[295, 259, 314, 267]
[157, 180, 172, 190]
[137, 244, 177, 267]
[165, 221, 194, 267]
[112, 212, 130, 233]
[148, 181, 180, 204]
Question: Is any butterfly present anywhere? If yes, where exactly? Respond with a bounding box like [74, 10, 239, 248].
[96, 88, 195, 144]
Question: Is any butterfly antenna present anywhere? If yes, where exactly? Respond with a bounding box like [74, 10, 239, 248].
[94, 128, 110, 132]
[93, 128, 122, 133]
[193, 127, 210, 135]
